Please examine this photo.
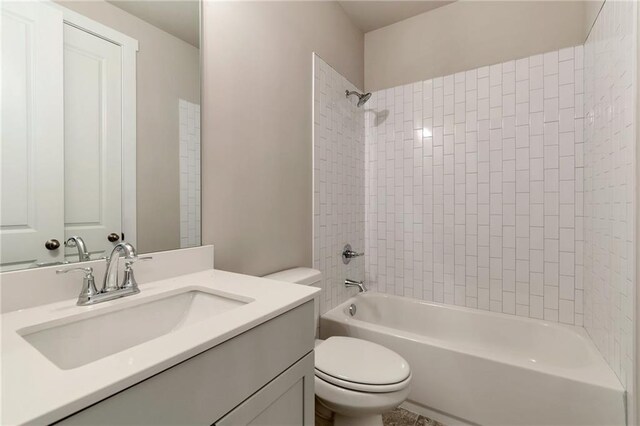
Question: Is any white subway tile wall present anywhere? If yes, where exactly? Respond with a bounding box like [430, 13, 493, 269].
[179, 99, 201, 248]
[364, 47, 584, 324]
[313, 55, 366, 315]
[584, 0, 636, 395]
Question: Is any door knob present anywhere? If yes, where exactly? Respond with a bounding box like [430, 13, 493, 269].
[45, 239, 61, 250]
[107, 233, 120, 242]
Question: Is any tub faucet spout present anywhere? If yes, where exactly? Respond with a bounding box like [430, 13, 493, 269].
[345, 279, 367, 293]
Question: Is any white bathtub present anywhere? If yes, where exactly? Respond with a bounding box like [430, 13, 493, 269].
[320, 293, 625, 426]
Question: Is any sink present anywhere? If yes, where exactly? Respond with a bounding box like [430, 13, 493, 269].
[19, 289, 249, 370]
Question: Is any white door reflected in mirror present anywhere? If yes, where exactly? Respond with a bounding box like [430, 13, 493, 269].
[63, 23, 123, 263]
[1, 1, 65, 270]
[0, 0, 201, 272]
[1, 2, 131, 271]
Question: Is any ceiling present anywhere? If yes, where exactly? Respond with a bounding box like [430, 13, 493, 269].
[107, 0, 199, 48]
[338, 1, 455, 33]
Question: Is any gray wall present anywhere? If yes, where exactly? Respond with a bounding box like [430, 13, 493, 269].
[201, 1, 364, 276]
[364, 1, 596, 92]
[584, 1, 605, 38]
[57, 0, 200, 254]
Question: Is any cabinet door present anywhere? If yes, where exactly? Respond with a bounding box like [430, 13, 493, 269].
[1, 1, 64, 270]
[215, 352, 315, 426]
[63, 23, 122, 261]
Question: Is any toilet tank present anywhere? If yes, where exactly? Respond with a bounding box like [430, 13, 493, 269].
[263, 267, 321, 334]
[263, 267, 321, 286]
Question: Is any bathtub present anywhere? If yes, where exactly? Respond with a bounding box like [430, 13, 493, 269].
[320, 293, 625, 426]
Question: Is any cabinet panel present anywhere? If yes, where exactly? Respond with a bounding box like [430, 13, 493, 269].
[56, 301, 314, 425]
[216, 352, 314, 426]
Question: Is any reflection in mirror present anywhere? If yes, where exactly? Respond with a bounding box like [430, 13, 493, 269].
[1, 0, 200, 271]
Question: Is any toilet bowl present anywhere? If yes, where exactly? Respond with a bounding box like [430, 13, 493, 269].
[264, 268, 412, 425]
[314, 336, 411, 426]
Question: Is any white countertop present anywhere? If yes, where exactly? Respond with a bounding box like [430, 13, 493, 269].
[1, 269, 320, 425]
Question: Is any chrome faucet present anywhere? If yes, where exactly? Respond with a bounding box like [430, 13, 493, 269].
[103, 242, 138, 292]
[57, 242, 151, 306]
[65, 236, 91, 262]
[345, 279, 367, 293]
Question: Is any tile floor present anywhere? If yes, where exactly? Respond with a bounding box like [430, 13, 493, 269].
[382, 407, 445, 426]
[316, 406, 444, 426]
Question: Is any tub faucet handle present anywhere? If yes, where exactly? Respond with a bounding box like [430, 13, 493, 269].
[345, 279, 367, 293]
[342, 243, 364, 264]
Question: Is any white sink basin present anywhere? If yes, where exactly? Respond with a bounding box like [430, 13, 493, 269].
[19, 289, 249, 370]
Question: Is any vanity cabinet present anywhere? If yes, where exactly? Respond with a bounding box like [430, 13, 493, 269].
[56, 301, 315, 425]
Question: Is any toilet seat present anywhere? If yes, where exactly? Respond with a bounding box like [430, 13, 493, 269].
[314, 336, 411, 393]
[315, 368, 412, 393]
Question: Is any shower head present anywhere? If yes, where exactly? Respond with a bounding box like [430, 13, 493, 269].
[346, 90, 372, 107]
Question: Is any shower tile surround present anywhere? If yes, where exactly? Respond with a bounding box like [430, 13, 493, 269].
[364, 47, 585, 324]
[313, 55, 366, 315]
[179, 99, 202, 248]
[583, 0, 636, 398]
[313, 1, 636, 420]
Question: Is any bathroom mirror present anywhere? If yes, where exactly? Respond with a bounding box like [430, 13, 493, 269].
[1, 0, 201, 271]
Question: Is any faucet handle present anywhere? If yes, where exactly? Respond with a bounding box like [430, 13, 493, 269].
[123, 256, 153, 268]
[56, 267, 99, 306]
[120, 256, 151, 293]
[342, 244, 364, 264]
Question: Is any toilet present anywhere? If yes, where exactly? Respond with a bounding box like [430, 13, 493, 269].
[264, 268, 412, 426]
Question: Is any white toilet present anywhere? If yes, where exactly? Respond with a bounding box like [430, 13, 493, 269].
[264, 268, 412, 426]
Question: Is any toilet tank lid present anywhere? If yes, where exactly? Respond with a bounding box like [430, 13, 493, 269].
[263, 267, 322, 285]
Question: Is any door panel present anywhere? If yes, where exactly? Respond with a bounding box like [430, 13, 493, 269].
[1, 1, 64, 270]
[63, 24, 122, 261]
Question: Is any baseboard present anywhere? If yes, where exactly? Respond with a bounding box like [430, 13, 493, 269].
[401, 401, 477, 426]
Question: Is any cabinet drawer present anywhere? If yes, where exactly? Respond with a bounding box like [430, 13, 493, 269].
[56, 301, 314, 425]
[216, 352, 314, 426]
